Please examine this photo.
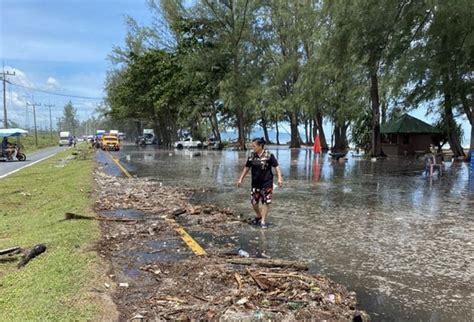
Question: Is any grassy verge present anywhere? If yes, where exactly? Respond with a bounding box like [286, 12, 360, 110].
[0, 145, 102, 321]
[13, 132, 58, 154]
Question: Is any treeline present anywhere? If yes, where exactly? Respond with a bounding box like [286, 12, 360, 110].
[105, 0, 473, 157]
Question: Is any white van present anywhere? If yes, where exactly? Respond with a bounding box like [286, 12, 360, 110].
[59, 131, 70, 146]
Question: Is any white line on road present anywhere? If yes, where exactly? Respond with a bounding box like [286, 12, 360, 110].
[0, 152, 59, 180]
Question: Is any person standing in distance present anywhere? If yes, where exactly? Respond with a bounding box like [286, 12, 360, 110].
[237, 138, 283, 229]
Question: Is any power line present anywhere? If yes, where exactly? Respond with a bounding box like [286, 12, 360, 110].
[7, 81, 104, 100]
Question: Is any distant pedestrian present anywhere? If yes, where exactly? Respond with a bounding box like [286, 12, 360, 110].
[73, 136, 77, 148]
[237, 138, 283, 229]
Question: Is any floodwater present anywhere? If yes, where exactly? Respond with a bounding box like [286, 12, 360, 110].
[117, 145, 473, 321]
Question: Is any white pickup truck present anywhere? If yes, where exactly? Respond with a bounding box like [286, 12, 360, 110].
[173, 137, 202, 149]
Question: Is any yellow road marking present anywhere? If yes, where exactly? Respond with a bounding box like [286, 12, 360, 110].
[166, 218, 207, 256]
[106, 151, 132, 178]
[104, 151, 206, 256]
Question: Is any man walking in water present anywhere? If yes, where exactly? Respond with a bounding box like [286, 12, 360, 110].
[237, 138, 283, 229]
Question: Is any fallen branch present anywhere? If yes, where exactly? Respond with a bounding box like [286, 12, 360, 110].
[63, 212, 141, 222]
[227, 258, 309, 270]
[18, 244, 46, 268]
[234, 272, 243, 292]
[155, 296, 187, 304]
[258, 271, 315, 283]
[246, 268, 269, 290]
[0, 246, 21, 256]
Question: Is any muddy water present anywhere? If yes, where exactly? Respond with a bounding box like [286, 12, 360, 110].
[119, 145, 473, 321]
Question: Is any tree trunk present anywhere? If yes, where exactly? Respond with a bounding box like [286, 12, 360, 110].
[468, 124, 474, 161]
[289, 111, 301, 148]
[304, 119, 309, 145]
[314, 112, 329, 151]
[444, 98, 465, 157]
[236, 108, 246, 150]
[260, 114, 270, 144]
[381, 100, 387, 125]
[275, 121, 280, 145]
[442, 71, 465, 157]
[332, 123, 349, 153]
[341, 122, 349, 150]
[369, 68, 382, 157]
[458, 86, 473, 161]
[209, 104, 221, 141]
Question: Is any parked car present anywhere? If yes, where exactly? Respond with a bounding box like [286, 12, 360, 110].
[100, 135, 120, 151]
[174, 137, 202, 149]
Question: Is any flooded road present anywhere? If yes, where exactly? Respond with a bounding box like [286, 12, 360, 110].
[117, 145, 473, 321]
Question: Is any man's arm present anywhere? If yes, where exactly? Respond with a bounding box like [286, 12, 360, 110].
[275, 166, 283, 187]
[237, 166, 250, 187]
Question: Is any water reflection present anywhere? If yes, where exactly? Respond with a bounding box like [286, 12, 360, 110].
[120, 145, 473, 321]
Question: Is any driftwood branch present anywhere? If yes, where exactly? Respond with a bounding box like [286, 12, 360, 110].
[227, 258, 309, 270]
[18, 244, 46, 268]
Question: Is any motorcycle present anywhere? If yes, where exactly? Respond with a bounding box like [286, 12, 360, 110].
[0, 143, 27, 162]
[135, 136, 146, 147]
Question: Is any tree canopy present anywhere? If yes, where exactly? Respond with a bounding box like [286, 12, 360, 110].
[104, 0, 473, 158]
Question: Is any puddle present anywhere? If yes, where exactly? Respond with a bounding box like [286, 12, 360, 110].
[133, 239, 193, 263]
[95, 150, 128, 177]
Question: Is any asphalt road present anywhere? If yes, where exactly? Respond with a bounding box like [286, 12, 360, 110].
[0, 145, 66, 179]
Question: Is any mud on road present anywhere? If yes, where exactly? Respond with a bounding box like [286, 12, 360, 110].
[94, 170, 369, 321]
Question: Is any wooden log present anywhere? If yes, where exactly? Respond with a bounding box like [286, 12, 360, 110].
[0, 246, 21, 256]
[227, 258, 309, 270]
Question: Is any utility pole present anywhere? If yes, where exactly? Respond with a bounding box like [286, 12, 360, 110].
[44, 102, 55, 141]
[27, 100, 41, 147]
[1, 64, 16, 128]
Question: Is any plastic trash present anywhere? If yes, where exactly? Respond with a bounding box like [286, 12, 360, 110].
[238, 248, 250, 258]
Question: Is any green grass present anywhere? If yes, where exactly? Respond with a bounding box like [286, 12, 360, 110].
[13, 132, 58, 154]
[0, 145, 101, 321]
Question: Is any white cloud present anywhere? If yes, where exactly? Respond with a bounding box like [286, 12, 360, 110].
[46, 77, 60, 90]
[4, 66, 35, 88]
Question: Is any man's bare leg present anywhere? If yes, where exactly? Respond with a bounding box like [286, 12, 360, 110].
[252, 204, 262, 219]
[260, 204, 270, 225]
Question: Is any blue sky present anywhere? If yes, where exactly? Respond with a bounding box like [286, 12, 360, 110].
[0, 0, 470, 146]
[0, 0, 152, 130]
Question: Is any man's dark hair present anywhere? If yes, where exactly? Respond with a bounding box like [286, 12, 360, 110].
[252, 137, 266, 147]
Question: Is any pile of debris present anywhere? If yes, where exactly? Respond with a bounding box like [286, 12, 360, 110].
[95, 171, 369, 321]
[138, 257, 368, 321]
[94, 171, 242, 234]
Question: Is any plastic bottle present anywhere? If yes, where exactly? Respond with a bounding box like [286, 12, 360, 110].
[238, 248, 250, 258]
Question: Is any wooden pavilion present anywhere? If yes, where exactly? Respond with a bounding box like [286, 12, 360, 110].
[380, 114, 441, 156]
